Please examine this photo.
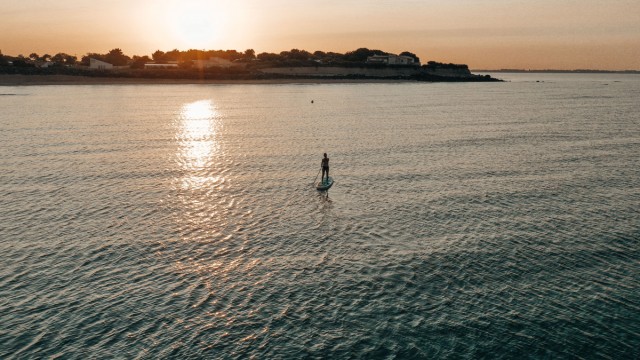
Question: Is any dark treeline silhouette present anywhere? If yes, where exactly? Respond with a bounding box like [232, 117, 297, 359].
[0, 50, 77, 67]
[0, 47, 499, 82]
[2, 47, 424, 68]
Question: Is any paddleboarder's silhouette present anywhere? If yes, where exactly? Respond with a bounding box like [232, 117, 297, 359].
[321, 153, 329, 183]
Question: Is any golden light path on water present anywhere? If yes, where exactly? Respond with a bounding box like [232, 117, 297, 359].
[172, 98, 231, 248]
[172, 99, 253, 322]
[176, 99, 222, 190]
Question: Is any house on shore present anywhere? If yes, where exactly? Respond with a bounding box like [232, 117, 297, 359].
[366, 54, 419, 66]
[39, 61, 55, 68]
[89, 58, 113, 70]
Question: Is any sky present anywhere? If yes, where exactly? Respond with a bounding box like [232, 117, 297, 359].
[1, 0, 639, 70]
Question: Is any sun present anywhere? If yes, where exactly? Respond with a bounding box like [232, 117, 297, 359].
[165, 1, 229, 49]
[134, 0, 254, 52]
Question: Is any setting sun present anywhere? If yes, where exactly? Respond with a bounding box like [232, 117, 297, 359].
[1, 0, 638, 69]
[164, 1, 229, 49]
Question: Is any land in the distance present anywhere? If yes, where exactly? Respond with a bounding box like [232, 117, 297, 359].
[0, 47, 500, 84]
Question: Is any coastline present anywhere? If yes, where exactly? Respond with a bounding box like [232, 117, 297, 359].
[0, 74, 412, 86]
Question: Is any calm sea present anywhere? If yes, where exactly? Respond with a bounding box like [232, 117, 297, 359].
[1, 73, 639, 359]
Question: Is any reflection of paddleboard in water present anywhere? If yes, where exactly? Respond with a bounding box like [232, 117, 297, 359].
[315, 176, 334, 191]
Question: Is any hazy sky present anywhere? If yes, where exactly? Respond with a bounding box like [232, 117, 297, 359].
[1, 0, 639, 70]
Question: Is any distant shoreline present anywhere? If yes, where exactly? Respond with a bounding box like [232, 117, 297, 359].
[0, 74, 417, 86]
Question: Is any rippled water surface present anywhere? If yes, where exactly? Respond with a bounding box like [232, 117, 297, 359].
[1, 74, 639, 359]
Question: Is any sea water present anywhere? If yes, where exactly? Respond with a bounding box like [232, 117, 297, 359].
[1, 74, 639, 359]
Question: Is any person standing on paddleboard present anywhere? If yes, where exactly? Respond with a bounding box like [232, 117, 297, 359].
[321, 153, 330, 183]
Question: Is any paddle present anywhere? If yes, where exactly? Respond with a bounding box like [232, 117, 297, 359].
[312, 167, 321, 185]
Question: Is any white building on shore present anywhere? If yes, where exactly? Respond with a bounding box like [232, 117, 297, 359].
[89, 58, 113, 70]
[366, 54, 418, 66]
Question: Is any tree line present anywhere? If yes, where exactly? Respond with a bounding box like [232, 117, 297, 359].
[1, 47, 482, 82]
[0, 50, 77, 67]
[1, 47, 422, 68]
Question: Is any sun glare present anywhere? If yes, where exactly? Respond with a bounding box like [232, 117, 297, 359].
[165, 1, 229, 49]
[178, 100, 220, 172]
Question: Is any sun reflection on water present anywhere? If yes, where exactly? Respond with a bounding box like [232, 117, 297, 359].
[177, 100, 222, 189]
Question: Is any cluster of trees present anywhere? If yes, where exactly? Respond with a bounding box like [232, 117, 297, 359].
[80, 48, 257, 68]
[2, 47, 422, 68]
[256, 48, 420, 65]
[151, 49, 255, 63]
[140, 47, 420, 65]
[1, 48, 494, 81]
[0, 50, 77, 67]
[28, 52, 77, 64]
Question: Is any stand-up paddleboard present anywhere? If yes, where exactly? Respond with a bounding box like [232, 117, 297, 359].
[315, 176, 334, 191]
